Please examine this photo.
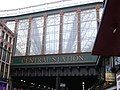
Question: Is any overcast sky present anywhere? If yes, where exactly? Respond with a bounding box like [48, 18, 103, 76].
[0, 0, 98, 10]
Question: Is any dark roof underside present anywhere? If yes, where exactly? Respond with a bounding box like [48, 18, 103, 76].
[92, 0, 120, 56]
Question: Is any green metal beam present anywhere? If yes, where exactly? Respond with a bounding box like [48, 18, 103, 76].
[11, 53, 97, 65]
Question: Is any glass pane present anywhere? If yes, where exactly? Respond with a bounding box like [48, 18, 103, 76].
[81, 9, 97, 52]
[6, 21, 15, 33]
[99, 8, 103, 22]
[63, 12, 77, 53]
[45, 14, 60, 54]
[30, 17, 44, 55]
[15, 19, 29, 56]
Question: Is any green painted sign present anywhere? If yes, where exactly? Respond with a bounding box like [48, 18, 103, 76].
[12, 53, 97, 65]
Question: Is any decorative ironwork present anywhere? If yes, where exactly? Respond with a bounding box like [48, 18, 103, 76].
[11, 66, 97, 77]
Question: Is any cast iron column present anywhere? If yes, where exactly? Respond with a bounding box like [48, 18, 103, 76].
[96, 4, 100, 31]
[59, 11, 64, 54]
[26, 16, 32, 55]
[76, 8, 81, 53]
[41, 14, 47, 54]
[12, 19, 19, 56]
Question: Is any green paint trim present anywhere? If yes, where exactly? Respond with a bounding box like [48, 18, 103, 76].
[12, 53, 97, 65]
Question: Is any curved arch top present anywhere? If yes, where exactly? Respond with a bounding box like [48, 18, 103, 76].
[0, 0, 103, 18]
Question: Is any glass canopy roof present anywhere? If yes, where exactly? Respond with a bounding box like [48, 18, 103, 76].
[0, 0, 103, 17]
[1, 0, 103, 56]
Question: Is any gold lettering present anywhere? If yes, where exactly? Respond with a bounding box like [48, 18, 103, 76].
[44, 57, 48, 63]
[20, 54, 84, 64]
[72, 56, 77, 61]
[22, 58, 28, 63]
[42, 57, 46, 62]
[66, 56, 71, 62]
[61, 57, 66, 62]
[37, 57, 42, 63]
[44, 57, 47, 62]
[29, 58, 35, 63]
[34, 57, 37, 63]
[52, 57, 56, 63]
[78, 55, 84, 61]
[72, 55, 84, 61]
[57, 57, 60, 62]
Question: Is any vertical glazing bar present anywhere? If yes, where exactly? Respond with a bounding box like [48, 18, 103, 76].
[26, 17, 32, 55]
[59, 11, 64, 54]
[96, 5, 100, 31]
[76, 8, 81, 53]
[12, 19, 19, 56]
[41, 14, 47, 54]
